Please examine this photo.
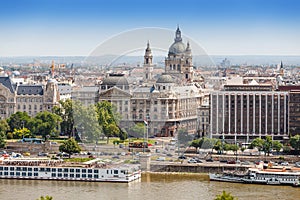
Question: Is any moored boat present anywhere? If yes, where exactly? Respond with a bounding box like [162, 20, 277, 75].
[0, 157, 141, 183]
[209, 166, 300, 186]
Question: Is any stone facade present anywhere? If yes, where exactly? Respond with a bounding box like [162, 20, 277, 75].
[0, 76, 60, 118]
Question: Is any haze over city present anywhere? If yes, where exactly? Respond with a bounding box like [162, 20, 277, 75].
[1, 0, 300, 56]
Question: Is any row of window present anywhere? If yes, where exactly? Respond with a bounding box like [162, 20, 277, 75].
[0, 167, 101, 174]
[0, 171, 101, 179]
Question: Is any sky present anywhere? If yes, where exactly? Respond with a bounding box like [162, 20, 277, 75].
[0, 0, 300, 56]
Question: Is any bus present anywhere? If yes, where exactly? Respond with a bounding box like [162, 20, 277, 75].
[129, 142, 148, 148]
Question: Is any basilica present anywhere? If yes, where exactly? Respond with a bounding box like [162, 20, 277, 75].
[98, 27, 204, 137]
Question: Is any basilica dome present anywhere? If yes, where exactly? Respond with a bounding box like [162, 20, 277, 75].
[168, 41, 186, 55]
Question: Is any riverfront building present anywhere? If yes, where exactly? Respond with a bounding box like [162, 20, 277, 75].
[0, 76, 60, 118]
[210, 79, 289, 143]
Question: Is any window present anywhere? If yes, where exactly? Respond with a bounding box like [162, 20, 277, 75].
[34, 173, 38, 177]
[70, 174, 74, 178]
[76, 174, 80, 178]
[94, 175, 99, 179]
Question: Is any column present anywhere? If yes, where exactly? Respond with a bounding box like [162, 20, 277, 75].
[265, 94, 268, 135]
[259, 93, 261, 138]
[229, 94, 231, 134]
[234, 93, 237, 144]
[247, 93, 249, 143]
[222, 93, 225, 140]
[284, 93, 287, 134]
[210, 93, 213, 139]
[253, 94, 255, 135]
[216, 94, 219, 134]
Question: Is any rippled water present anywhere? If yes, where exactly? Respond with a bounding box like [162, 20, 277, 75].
[0, 174, 299, 200]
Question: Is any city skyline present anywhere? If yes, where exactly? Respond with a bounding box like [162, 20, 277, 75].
[1, 0, 300, 56]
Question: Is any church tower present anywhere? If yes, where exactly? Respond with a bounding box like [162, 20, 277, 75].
[165, 26, 194, 82]
[144, 41, 153, 82]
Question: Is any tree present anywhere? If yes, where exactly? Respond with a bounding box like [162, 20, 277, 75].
[250, 138, 264, 154]
[290, 135, 300, 151]
[12, 128, 32, 139]
[31, 111, 62, 140]
[262, 136, 273, 156]
[214, 191, 237, 200]
[59, 138, 82, 158]
[95, 101, 121, 143]
[177, 128, 193, 147]
[52, 99, 74, 137]
[36, 195, 53, 200]
[73, 103, 103, 142]
[272, 140, 283, 153]
[0, 119, 9, 148]
[7, 111, 31, 132]
[128, 123, 145, 138]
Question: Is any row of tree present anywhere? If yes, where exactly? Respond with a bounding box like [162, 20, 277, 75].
[0, 99, 127, 147]
[189, 135, 300, 155]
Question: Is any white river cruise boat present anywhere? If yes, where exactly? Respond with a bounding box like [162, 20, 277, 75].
[0, 158, 141, 183]
[210, 166, 300, 186]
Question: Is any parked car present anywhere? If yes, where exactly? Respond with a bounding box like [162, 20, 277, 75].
[281, 162, 289, 166]
[178, 155, 186, 159]
[295, 162, 300, 167]
[188, 159, 197, 163]
[156, 157, 166, 161]
[227, 160, 236, 164]
[206, 158, 214, 162]
[38, 152, 48, 157]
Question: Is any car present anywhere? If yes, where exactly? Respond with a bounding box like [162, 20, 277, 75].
[38, 152, 48, 157]
[156, 157, 166, 161]
[206, 158, 214, 162]
[227, 160, 236, 164]
[166, 153, 173, 157]
[112, 155, 120, 159]
[188, 159, 197, 163]
[281, 162, 289, 166]
[178, 155, 186, 159]
[295, 162, 300, 167]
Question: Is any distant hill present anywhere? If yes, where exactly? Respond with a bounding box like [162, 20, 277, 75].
[1, 55, 300, 66]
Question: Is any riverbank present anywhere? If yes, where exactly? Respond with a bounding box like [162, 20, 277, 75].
[150, 162, 250, 173]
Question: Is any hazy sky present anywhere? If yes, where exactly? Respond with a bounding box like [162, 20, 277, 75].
[0, 0, 300, 56]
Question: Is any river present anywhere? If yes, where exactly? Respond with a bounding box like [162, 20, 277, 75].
[0, 173, 299, 200]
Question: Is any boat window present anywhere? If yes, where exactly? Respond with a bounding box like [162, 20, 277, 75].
[64, 168, 68, 172]
[76, 174, 80, 178]
[88, 174, 92, 178]
[94, 170, 99, 173]
[4, 172, 8, 175]
[28, 173, 32, 176]
[10, 172, 14, 176]
[70, 174, 74, 177]
[0, 172, 2, 175]
[82, 169, 86, 173]
[114, 170, 118, 174]
[58, 173, 62, 177]
[70, 169, 74, 173]
[121, 170, 125, 174]
[34, 173, 38, 176]
[22, 172, 26, 176]
[88, 169, 92, 173]
[16, 172, 20, 176]
[107, 170, 109, 174]
[52, 168, 56, 172]
[58, 169, 62, 172]
[40, 168, 45, 172]
[94, 175, 99, 178]
[16, 167, 21, 171]
[5, 167, 9, 171]
[51, 173, 56, 177]
[22, 167, 27, 171]
[46, 168, 50, 172]
[82, 174, 86, 178]
[64, 174, 68, 177]
[76, 169, 80, 173]
[0, 167, 3, 170]
[28, 168, 32, 171]
[34, 168, 38, 172]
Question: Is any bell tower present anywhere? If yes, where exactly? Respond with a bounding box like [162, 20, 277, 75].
[144, 41, 153, 82]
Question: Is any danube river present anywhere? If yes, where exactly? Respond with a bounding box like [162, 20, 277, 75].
[0, 174, 299, 200]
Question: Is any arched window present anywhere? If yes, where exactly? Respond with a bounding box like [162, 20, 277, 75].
[173, 64, 176, 70]
[170, 64, 172, 70]
[177, 64, 180, 70]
